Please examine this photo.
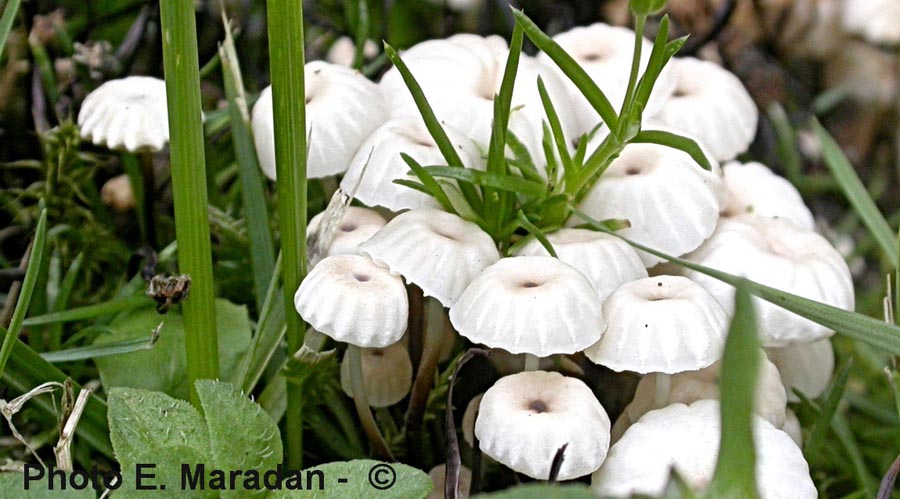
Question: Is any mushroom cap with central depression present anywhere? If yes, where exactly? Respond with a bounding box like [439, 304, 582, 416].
[450, 256, 605, 356]
[78, 76, 169, 153]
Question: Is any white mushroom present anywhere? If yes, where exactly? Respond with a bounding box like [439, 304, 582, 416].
[652, 57, 758, 162]
[584, 276, 728, 374]
[721, 161, 814, 231]
[514, 228, 648, 301]
[101, 174, 135, 212]
[340, 118, 485, 211]
[576, 139, 724, 267]
[251, 61, 387, 180]
[339, 341, 413, 407]
[450, 256, 605, 357]
[476, 371, 611, 480]
[359, 209, 500, 307]
[293, 254, 407, 347]
[325, 36, 379, 67]
[461, 393, 483, 448]
[841, 0, 900, 45]
[307, 206, 387, 258]
[683, 214, 854, 346]
[782, 409, 803, 448]
[78, 76, 169, 152]
[538, 22, 677, 136]
[766, 338, 834, 402]
[592, 400, 817, 499]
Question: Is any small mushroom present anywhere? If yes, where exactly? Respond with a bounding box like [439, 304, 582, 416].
[306, 206, 387, 258]
[721, 161, 814, 231]
[766, 338, 834, 402]
[576, 139, 724, 267]
[782, 409, 803, 448]
[584, 276, 728, 374]
[684, 214, 854, 346]
[340, 118, 485, 211]
[339, 341, 413, 407]
[538, 22, 677, 136]
[251, 61, 387, 180]
[100, 174, 135, 212]
[841, 0, 900, 45]
[78, 76, 169, 153]
[475, 371, 612, 480]
[326, 36, 379, 67]
[293, 254, 407, 348]
[450, 256, 606, 357]
[592, 400, 816, 498]
[359, 209, 500, 307]
[514, 228, 648, 301]
[652, 57, 758, 162]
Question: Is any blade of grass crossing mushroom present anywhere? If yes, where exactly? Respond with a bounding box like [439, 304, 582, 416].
[631, 130, 713, 171]
[812, 119, 898, 264]
[537, 77, 574, 179]
[517, 210, 557, 257]
[159, 0, 220, 404]
[0, 209, 46, 378]
[709, 287, 760, 499]
[548, 444, 568, 483]
[571, 208, 900, 355]
[266, 0, 309, 468]
[220, 13, 276, 312]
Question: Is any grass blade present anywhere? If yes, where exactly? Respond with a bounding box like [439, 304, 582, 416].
[516, 211, 557, 257]
[423, 165, 547, 198]
[537, 77, 574, 179]
[709, 287, 760, 499]
[237, 255, 286, 392]
[0, 209, 46, 378]
[812, 119, 898, 264]
[40, 326, 160, 363]
[632, 129, 713, 171]
[0, 0, 22, 59]
[23, 295, 150, 326]
[160, 0, 220, 404]
[266, 0, 308, 468]
[805, 361, 852, 460]
[401, 154, 456, 212]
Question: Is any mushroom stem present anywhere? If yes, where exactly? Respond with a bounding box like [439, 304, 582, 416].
[523, 354, 541, 372]
[404, 298, 445, 465]
[348, 344, 395, 461]
[652, 373, 671, 410]
[408, 284, 426, 371]
[139, 152, 157, 248]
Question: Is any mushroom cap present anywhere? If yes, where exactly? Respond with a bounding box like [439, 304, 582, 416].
[620, 355, 787, 435]
[652, 57, 758, 161]
[77, 76, 169, 153]
[514, 228, 648, 301]
[683, 214, 854, 346]
[101, 174, 135, 212]
[293, 254, 408, 347]
[576, 139, 724, 267]
[721, 161, 814, 231]
[450, 256, 606, 356]
[462, 393, 484, 448]
[782, 409, 803, 448]
[325, 36, 379, 67]
[476, 371, 612, 480]
[339, 341, 413, 407]
[427, 464, 472, 499]
[584, 276, 728, 374]
[841, 0, 900, 45]
[766, 338, 834, 402]
[591, 400, 816, 499]
[340, 118, 486, 211]
[251, 61, 387, 180]
[539, 23, 677, 136]
[307, 206, 387, 258]
[359, 209, 499, 307]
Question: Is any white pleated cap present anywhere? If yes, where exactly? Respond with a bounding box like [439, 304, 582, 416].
[514, 228, 648, 301]
[251, 61, 387, 180]
[340, 118, 485, 212]
[841, 0, 900, 45]
[293, 254, 407, 347]
[359, 209, 499, 307]
[721, 161, 814, 230]
[576, 138, 724, 267]
[450, 256, 606, 356]
[684, 214, 854, 346]
[584, 276, 728, 374]
[592, 400, 816, 499]
[766, 338, 834, 402]
[339, 341, 413, 407]
[476, 371, 611, 480]
[307, 206, 387, 258]
[652, 57, 758, 161]
[78, 76, 169, 153]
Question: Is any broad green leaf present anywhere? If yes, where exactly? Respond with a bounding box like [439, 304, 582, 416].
[0, 473, 95, 498]
[473, 484, 596, 498]
[709, 287, 760, 499]
[573, 209, 900, 355]
[195, 380, 283, 498]
[512, 9, 618, 130]
[95, 300, 252, 400]
[632, 129, 713, 171]
[422, 166, 547, 198]
[813, 119, 898, 264]
[107, 387, 211, 499]
[269, 460, 432, 499]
